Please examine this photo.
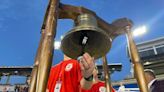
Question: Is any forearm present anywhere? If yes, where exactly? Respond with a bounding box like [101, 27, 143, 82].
[79, 53, 95, 89]
[46, 89, 49, 92]
[80, 78, 93, 89]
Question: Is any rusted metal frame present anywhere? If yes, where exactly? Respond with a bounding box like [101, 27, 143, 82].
[36, 0, 60, 90]
[28, 1, 52, 92]
[29, 26, 48, 92]
[29, 2, 148, 92]
[28, 0, 60, 91]
[28, 65, 38, 92]
[28, 42, 42, 92]
[102, 56, 112, 92]
[126, 26, 148, 92]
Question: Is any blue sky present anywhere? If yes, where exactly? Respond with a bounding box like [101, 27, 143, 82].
[0, 0, 164, 84]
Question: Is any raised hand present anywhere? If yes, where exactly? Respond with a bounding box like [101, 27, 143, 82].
[79, 53, 95, 78]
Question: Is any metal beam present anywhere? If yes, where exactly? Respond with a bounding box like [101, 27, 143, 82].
[126, 26, 148, 92]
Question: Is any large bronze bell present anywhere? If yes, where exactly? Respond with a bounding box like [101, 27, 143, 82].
[61, 14, 112, 59]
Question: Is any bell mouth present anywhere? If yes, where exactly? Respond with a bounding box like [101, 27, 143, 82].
[61, 27, 112, 59]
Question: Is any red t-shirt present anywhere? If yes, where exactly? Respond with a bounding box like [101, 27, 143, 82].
[47, 59, 82, 92]
[80, 81, 115, 92]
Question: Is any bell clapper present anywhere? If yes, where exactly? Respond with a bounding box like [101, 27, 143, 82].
[82, 36, 88, 45]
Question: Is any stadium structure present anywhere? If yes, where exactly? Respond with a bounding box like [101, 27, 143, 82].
[113, 36, 164, 91]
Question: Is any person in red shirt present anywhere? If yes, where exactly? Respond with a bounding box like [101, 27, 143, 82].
[80, 67, 115, 92]
[47, 53, 95, 92]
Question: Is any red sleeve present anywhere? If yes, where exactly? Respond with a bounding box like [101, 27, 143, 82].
[111, 87, 116, 92]
[47, 66, 55, 90]
[77, 62, 82, 83]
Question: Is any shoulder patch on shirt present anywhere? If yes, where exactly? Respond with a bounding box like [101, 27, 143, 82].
[65, 63, 73, 71]
[99, 86, 106, 92]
